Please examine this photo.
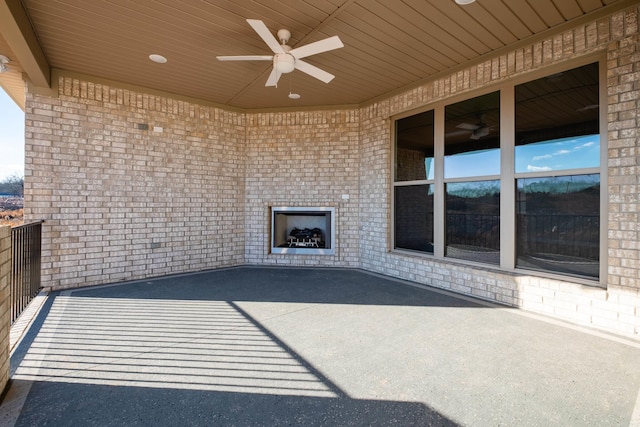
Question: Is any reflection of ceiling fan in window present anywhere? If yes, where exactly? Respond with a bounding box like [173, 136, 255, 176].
[456, 115, 491, 140]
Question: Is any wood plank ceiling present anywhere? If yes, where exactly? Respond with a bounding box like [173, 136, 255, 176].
[0, 0, 631, 110]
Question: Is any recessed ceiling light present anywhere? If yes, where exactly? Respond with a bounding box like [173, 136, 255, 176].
[149, 54, 167, 64]
[455, 0, 476, 4]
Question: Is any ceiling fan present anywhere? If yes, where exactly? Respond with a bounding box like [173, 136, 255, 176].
[217, 19, 344, 87]
[456, 115, 491, 140]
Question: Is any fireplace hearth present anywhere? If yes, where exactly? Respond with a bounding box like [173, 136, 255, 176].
[271, 207, 335, 255]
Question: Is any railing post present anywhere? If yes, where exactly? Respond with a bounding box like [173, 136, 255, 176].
[0, 225, 11, 395]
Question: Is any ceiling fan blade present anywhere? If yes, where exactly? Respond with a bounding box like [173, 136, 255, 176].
[445, 129, 471, 138]
[247, 19, 285, 54]
[294, 60, 335, 83]
[456, 122, 479, 131]
[216, 55, 273, 61]
[290, 36, 344, 59]
[265, 68, 281, 87]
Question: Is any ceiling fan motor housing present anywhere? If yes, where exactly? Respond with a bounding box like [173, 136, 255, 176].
[277, 29, 291, 44]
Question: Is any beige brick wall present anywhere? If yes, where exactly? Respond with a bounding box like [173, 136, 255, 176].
[0, 226, 11, 395]
[25, 79, 246, 290]
[244, 111, 360, 267]
[607, 31, 640, 291]
[21, 7, 639, 336]
[359, 101, 392, 267]
[396, 148, 427, 181]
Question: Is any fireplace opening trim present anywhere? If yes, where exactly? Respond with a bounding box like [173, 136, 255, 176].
[271, 206, 336, 255]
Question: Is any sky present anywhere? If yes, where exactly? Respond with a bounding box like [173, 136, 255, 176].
[0, 88, 25, 181]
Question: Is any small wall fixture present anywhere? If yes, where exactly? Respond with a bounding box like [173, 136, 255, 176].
[0, 55, 9, 73]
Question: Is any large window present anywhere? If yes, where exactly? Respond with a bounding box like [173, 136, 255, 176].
[393, 61, 602, 281]
[394, 110, 434, 253]
[514, 62, 600, 278]
[445, 180, 500, 264]
[395, 185, 434, 253]
[445, 92, 500, 264]
[516, 175, 599, 277]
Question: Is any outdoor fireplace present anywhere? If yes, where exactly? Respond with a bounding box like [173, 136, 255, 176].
[271, 207, 335, 255]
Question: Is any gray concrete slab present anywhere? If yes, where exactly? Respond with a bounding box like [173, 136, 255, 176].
[2, 266, 640, 426]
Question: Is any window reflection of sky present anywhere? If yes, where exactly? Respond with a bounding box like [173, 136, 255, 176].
[515, 134, 599, 173]
[424, 158, 435, 180]
[419, 134, 598, 180]
[445, 149, 500, 179]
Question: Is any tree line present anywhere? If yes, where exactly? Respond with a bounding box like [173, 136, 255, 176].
[0, 174, 24, 196]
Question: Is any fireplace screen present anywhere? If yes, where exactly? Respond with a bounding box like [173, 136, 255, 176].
[271, 207, 335, 255]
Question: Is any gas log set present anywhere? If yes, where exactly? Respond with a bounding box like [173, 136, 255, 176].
[286, 227, 325, 248]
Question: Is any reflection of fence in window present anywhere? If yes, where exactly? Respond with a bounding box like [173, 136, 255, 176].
[517, 214, 599, 260]
[446, 214, 500, 250]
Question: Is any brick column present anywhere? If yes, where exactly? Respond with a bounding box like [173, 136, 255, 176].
[0, 226, 11, 394]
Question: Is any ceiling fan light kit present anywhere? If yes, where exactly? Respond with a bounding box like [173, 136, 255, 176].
[217, 19, 344, 87]
[275, 53, 295, 73]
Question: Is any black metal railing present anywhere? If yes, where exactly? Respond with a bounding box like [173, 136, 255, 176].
[11, 220, 44, 324]
[445, 212, 598, 259]
[446, 213, 500, 250]
[517, 213, 599, 260]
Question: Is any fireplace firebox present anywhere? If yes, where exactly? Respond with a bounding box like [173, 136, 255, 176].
[271, 207, 335, 255]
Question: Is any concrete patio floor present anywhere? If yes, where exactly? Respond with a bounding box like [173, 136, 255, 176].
[1, 267, 640, 426]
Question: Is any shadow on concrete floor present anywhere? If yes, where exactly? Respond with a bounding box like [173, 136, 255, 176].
[3, 267, 640, 426]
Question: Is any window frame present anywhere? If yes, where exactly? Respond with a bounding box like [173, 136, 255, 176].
[391, 54, 607, 286]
